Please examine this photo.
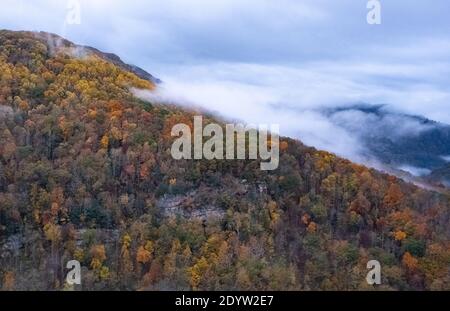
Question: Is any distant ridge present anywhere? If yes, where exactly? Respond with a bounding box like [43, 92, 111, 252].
[325, 103, 450, 186]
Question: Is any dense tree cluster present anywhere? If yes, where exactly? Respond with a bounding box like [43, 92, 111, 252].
[0, 31, 449, 291]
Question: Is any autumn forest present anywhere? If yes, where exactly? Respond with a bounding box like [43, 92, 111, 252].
[0, 30, 449, 291]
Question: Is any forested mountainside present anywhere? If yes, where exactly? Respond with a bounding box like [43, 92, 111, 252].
[32, 31, 161, 84]
[0, 30, 449, 291]
[428, 164, 450, 187]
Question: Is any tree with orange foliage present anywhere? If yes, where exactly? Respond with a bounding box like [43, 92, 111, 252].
[280, 141, 289, 152]
[90, 244, 107, 270]
[50, 187, 65, 221]
[143, 261, 162, 287]
[136, 241, 154, 265]
[2, 271, 15, 290]
[402, 252, 418, 271]
[384, 183, 404, 209]
[349, 192, 371, 215]
[307, 222, 317, 233]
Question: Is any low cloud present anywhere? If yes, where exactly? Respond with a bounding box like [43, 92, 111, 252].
[398, 165, 432, 177]
[135, 61, 448, 167]
[328, 109, 435, 140]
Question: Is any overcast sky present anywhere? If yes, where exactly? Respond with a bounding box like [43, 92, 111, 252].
[1, 0, 450, 164]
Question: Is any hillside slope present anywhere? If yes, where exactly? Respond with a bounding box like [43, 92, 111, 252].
[31, 30, 161, 84]
[0, 30, 449, 291]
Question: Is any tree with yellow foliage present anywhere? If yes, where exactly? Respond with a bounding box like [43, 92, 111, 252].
[120, 234, 134, 275]
[188, 257, 209, 290]
[267, 200, 280, 229]
[394, 230, 407, 241]
[100, 135, 109, 149]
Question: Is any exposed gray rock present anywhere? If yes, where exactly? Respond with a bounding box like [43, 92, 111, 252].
[157, 192, 225, 220]
[0, 105, 13, 118]
[1, 234, 23, 258]
[73, 229, 120, 247]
